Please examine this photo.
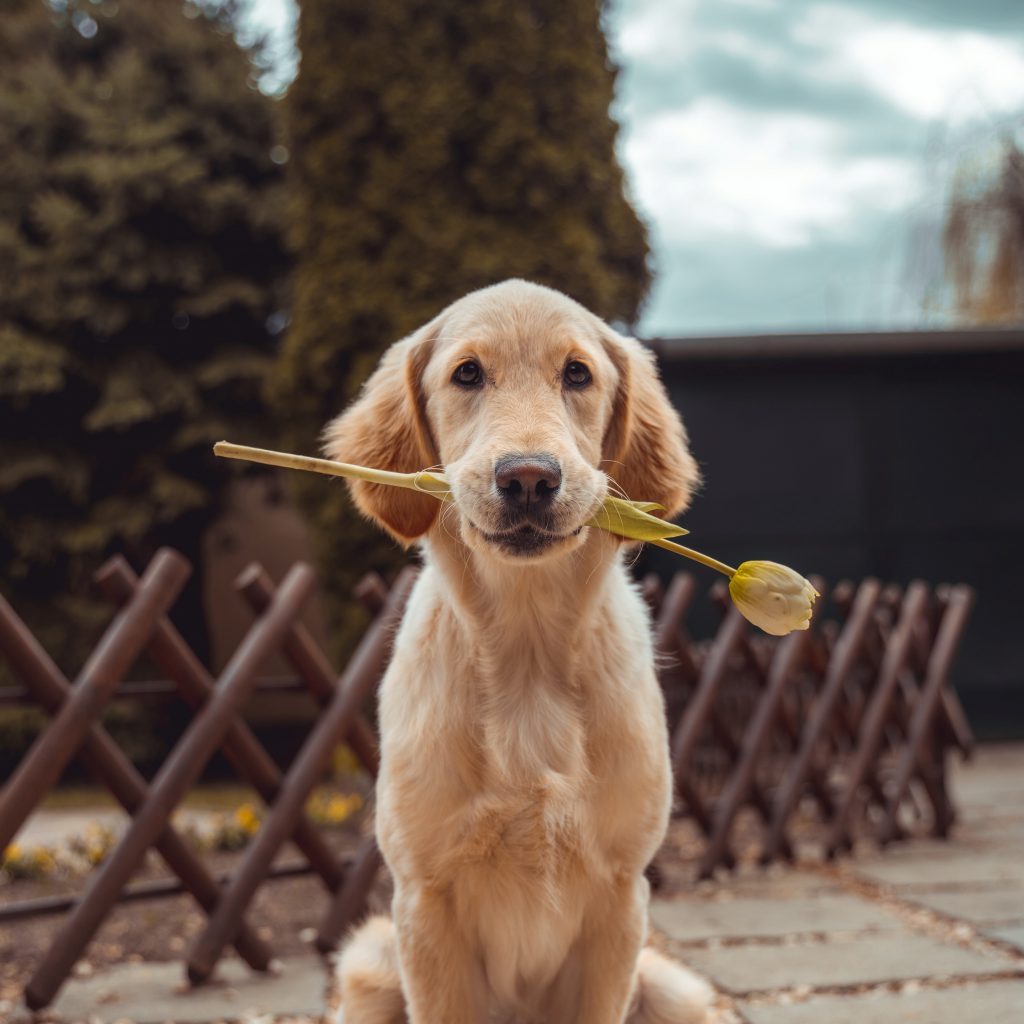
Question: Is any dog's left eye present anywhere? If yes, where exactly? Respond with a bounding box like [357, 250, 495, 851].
[563, 361, 592, 389]
[452, 360, 484, 387]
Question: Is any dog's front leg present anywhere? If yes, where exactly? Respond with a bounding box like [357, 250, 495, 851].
[393, 884, 489, 1024]
[566, 874, 648, 1024]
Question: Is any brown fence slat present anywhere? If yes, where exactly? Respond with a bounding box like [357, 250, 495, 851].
[764, 579, 882, 861]
[317, 836, 385, 952]
[879, 585, 975, 843]
[0, 549, 191, 854]
[699, 625, 815, 877]
[671, 606, 747, 781]
[825, 582, 930, 858]
[0, 859, 331, 924]
[236, 564, 382, 780]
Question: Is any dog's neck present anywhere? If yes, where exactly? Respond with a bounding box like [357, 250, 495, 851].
[427, 527, 622, 650]
[424, 529, 626, 781]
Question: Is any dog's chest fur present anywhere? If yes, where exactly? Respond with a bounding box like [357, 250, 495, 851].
[375, 555, 672, 1010]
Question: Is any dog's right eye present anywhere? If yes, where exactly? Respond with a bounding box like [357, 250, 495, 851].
[452, 361, 484, 388]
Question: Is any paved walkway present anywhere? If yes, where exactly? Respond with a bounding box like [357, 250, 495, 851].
[8, 745, 1024, 1022]
[14, 807, 237, 850]
[655, 743, 1024, 1023]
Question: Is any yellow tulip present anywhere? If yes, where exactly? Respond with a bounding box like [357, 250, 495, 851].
[234, 803, 261, 834]
[728, 561, 819, 636]
[213, 442, 817, 636]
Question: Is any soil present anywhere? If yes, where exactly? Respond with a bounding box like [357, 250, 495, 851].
[0, 822, 394, 1011]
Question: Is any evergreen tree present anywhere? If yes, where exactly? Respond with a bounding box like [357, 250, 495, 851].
[945, 142, 1024, 323]
[0, 0, 287, 672]
[277, 0, 650, 651]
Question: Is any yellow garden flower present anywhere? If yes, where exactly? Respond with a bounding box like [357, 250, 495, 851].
[728, 561, 819, 636]
[234, 803, 261, 834]
[332, 743, 362, 777]
[2, 842, 59, 880]
[306, 788, 363, 826]
[213, 442, 817, 636]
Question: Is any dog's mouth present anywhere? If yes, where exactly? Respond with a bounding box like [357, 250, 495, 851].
[468, 520, 585, 557]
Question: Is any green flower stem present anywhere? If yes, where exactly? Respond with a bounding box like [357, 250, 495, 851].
[213, 442, 736, 571]
[213, 441, 450, 497]
[648, 537, 737, 578]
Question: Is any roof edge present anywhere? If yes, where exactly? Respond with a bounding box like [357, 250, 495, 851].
[648, 326, 1024, 361]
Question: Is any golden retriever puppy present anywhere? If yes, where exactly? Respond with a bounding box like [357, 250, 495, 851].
[327, 280, 712, 1024]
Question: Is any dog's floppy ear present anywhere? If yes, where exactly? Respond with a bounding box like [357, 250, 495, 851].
[600, 327, 700, 519]
[322, 322, 440, 544]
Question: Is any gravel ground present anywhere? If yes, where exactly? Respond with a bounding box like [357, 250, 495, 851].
[0, 825, 383, 1020]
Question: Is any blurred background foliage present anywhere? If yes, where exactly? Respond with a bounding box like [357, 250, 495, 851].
[1, 0, 1021, 753]
[0, 0, 650, 718]
[944, 142, 1024, 325]
[0, 0, 287, 673]
[275, 0, 651, 653]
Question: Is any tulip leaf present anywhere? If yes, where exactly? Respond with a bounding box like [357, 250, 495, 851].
[587, 495, 689, 541]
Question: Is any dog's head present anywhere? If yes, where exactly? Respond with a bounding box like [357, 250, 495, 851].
[324, 280, 698, 562]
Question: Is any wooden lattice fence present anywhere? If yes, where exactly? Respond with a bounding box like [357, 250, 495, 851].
[644, 572, 974, 879]
[0, 550, 973, 1008]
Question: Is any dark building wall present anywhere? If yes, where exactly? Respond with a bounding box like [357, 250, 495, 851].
[646, 333, 1024, 739]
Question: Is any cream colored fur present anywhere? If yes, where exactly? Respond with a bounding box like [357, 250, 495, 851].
[327, 281, 713, 1024]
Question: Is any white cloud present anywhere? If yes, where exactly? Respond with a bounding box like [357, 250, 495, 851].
[244, 0, 1023, 330]
[624, 98, 920, 248]
[613, 0, 698, 67]
[241, 0, 298, 93]
[701, 27, 789, 70]
[612, 0, 786, 72]
[796, 4, 1024, 125]
[244, 0, 295, 36]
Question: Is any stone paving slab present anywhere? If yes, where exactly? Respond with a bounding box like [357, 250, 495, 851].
[739, 980, 1024, 1024]
[651, 893, 901, 942]
[904, 886, 1024, 924]
[682, 931, 1007, 994]
[36, 955, 328, 1024]
[966, 815, 1024, 839]
[853, 849, 1024, 889]
[15, 808, 127, 848]
[695, 869, 841, 899]
[985, 923, 1024, 953]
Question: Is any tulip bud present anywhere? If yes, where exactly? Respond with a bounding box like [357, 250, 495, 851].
[728, 561, 819, 636]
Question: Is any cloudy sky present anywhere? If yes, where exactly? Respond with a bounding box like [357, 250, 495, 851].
[244, 0, 1024, 335]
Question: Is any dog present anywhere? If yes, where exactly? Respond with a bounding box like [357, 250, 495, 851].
[326, 280, 713, 1023]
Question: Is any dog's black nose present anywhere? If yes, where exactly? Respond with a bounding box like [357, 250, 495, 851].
[495, 455, 561, 510]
